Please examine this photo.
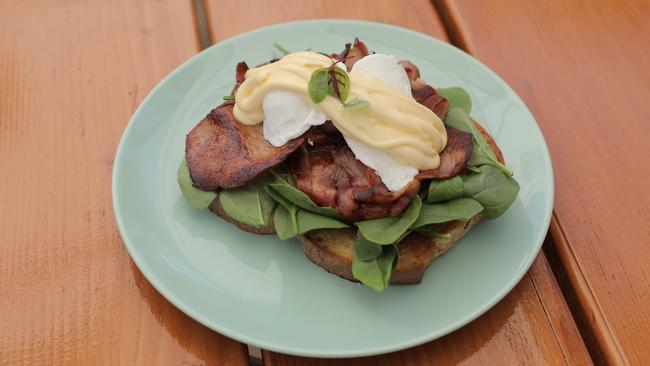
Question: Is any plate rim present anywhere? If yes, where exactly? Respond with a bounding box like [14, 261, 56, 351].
[112, 18, 555, 358]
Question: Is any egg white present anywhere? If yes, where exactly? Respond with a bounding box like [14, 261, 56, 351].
[261, 53, 417, 192]
[350, 53, 412, 96]
[344, 53, 417, 192]
[262, 90, 327, 147]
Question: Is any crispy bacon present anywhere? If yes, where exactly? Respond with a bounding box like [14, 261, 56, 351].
[333, 38, 369, 71]
[413, 85, 448, 119]
[417, 126, 472, 180]
[290, 124, 472, 221]
[185, 102, 303, 190]
[230, 62, 249, 95]
[400, 60, 449, 119]
[235, 62, 248, 83]
[399, 60, 420, 83]
[290, 127, 420, 222]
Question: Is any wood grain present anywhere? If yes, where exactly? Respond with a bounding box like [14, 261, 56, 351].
[203, 1, 591, 364]
[436, 1, 650, 364]
[204, 0, 447, 41]
[0, 1, 247, 365]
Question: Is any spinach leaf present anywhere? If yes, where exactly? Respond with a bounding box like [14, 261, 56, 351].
[461, 165, 520, 219]
[355, 233, 383, 261]
[411, 198, 483, 229]
[177, 158, 217, 208]
[218, 177, 276, 228]
[274, 206, 349, 240]
[264, 185, 299, 232]
[356, 195, 422, 245]
[352, 244, 398, 292]
[426, 176, 464, 203]
[267, 183, 340, 218]
[415, 225, 452, 239]
[445, 108, 512, 176]
[437, 87, 472, 114]
[467, 142, 492, 167]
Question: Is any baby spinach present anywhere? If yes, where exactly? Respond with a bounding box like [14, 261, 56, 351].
[355, 233, 383, 261]
[274, 206, 349, 240]
[218, 177, 276, 228]
[355, 195, 422, 245]
[461, 165, 520, 219]
[411, 197, 483, 229]
[426, 176, 464, 203]
[264, 185, 299, 232]
[415, 225, 451, 239]
[352, 244, 398, 292]
[445, 108, 512, 176]
[177, 158, 217, 208]
[437, 87, 472, 114]
[267, 183, 340, 218]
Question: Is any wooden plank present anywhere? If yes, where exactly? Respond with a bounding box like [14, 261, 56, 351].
[436, 1, 650, 364]
[204, 0, 447, 41]
[203, 1, 591, 364]
[0, 1, 248, 365]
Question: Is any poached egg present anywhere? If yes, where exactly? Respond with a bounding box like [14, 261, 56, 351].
[261, 53, 418, 192]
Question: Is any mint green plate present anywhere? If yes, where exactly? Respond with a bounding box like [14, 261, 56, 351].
[112, 20, 553, 358]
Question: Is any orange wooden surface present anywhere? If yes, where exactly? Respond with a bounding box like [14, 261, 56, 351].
[204, 1, 591, 364]
[0, 1, 248, 365]
[436, 0, 650, 364]
[204, 0, 447, 42]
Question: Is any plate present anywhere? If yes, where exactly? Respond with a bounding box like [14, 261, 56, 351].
[112, 20, 553, 358]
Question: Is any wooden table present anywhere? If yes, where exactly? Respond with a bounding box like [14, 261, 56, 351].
[1, 1, 647, 364]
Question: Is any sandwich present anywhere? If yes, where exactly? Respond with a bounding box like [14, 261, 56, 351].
[178, 39, 519, 291]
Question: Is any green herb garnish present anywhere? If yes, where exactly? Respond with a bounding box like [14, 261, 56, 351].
[308, 68, 330, 103]
[308, 62, 351, 104]
[223, 95, 235, 100]
[343, 98, 369, 111]
[274, 42, 290, 55]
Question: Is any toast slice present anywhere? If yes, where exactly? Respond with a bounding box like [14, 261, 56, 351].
[210, 120, 504, 284]
[299, 120, 504, 284]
